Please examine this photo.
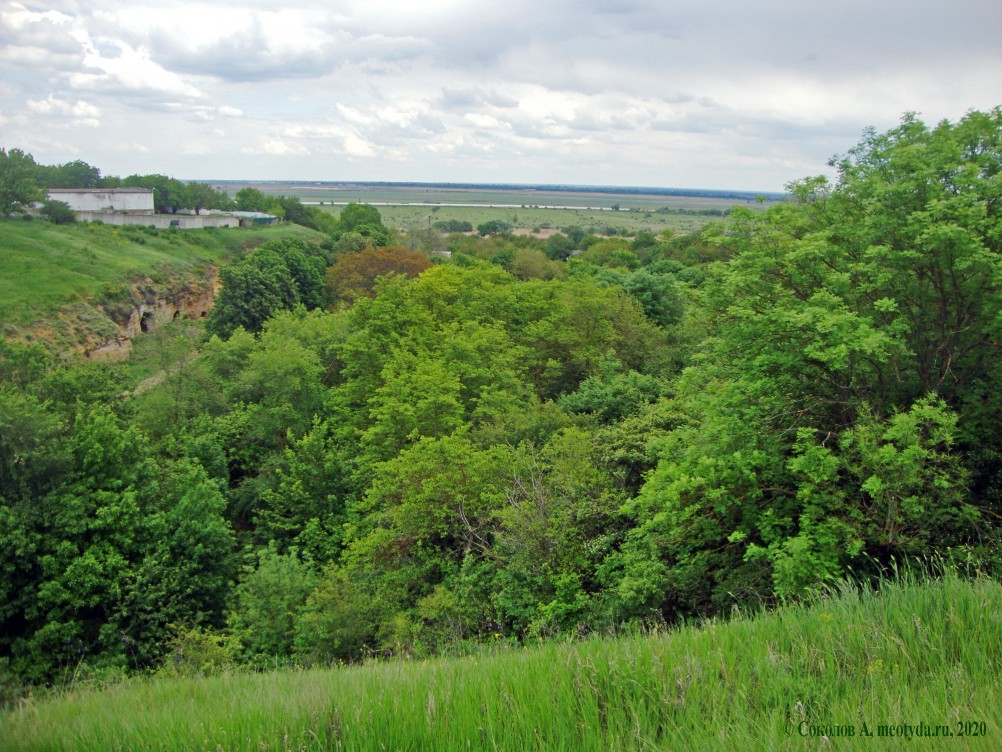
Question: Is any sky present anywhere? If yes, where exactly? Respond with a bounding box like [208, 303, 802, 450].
[2, 1, 1001, 192]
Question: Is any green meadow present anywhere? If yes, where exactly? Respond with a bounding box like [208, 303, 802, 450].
[235, 182, 771, 235]
[0, 220, 321, 348]
[4, 571, 999, 751]
[346, 202, 720, 235]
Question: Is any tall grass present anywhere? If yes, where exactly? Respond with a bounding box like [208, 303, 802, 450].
[0, 221, 321, 330]
[3, 570, 999, 751]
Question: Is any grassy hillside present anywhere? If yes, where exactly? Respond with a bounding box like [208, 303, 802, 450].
[3, 572, 998, 751]
[0, 219, 323, 352]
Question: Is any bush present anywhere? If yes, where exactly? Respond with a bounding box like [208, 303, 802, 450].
[39, 199, 76, 224]
[432, 219, 474, 233]
[477, 219, 513, 237]
[160, 625, 236, 677]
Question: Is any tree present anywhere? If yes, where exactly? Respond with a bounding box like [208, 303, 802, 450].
[39, 160, 101, 189]
[544, 232, 575, 260]
[509, 247, 562, 280]
[273, 197, 315, 228]
[120, 459, 236, 666]
[432, 219, 473, 233]
[606, 109, 1002, 619]
[206, 263, 288, 338]
[39, 199, 75, 224]
[205, 240, 328, 338]
[122, 174, 187, 214]
[229, 547, 316, 662]
[338, 203, 383, 232]
[331, 203, 390, 245]
[235, 187, 271, 212]
[325, 246, 431, 306]
[186, 182, 217, 215]
[0, 148, 43, 215]
[477, 219, 513, 237]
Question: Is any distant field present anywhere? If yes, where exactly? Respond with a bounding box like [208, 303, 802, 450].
[335, 203, 718, 235]
[217, 181, 782, 235]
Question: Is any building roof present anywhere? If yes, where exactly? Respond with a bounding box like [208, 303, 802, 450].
[230, 211, 278, 219]
[47, 188, 154, 194]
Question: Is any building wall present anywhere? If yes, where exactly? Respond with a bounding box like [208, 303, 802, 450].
[73, 211, 240, 229]
[47, 189, 155, 213]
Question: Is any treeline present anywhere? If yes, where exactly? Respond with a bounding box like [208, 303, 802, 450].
[0, 149, 333, 231]
[1, 109, 1000, 690]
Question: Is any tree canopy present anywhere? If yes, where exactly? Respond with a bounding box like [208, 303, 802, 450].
[0, 148, 43, 216]
[2, 109, 1001, 686]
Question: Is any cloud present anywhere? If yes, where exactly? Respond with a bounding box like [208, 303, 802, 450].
[26, 94, 101, 126]
[0, 1, 82, 74]
[241, 139, 311, 156]
[66, 30, 204, 99]
[0, 0, 999, 189]
[82, 5, 433, 83]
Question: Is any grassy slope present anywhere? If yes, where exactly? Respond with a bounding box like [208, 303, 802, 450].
[0, 220, 322, 351]
[3, 573, 999, 751]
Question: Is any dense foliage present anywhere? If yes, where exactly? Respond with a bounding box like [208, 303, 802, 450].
[1, 109, 1000, 689]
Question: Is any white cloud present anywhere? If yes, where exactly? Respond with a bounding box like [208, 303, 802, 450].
[0, 2, 72, 30]
[241, 139, 311, 156]
[463, 113, 509, 130]
[66, 29, 204, 99]
[343, 134, 375, 157]
[26, 94, 101, 126]
[0, 0, 999, 189]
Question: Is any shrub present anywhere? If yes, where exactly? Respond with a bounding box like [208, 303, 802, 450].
[39, 199, 76, 224]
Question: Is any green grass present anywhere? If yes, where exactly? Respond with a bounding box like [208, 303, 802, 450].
[300, 185, 765, 236]
[362, 203, 720, 235]
[0, 220, 322, 354]
[0, 221, 320, 329]
[4, 572, 999, 751]
[254, 183, 773, 236]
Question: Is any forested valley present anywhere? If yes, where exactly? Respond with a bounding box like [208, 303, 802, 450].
[2, 109, 1000, 696]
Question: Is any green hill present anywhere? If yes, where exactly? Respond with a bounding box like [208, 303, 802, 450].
[3, 572, 998, 751]
[0, 220, 323, 355]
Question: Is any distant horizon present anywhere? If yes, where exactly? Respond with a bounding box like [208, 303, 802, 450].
[202, 179, 787, 201]
[5, 2, 998, 198]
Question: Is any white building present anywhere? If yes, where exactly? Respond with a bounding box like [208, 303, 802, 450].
[46, 188, 155, 214]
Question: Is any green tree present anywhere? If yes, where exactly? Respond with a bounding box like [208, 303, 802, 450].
[477, 219, 513, 237]
[205, 240, 328, 338]
[337, 203, 381, 230]
[510, 247, 562, 280]
[122, 174, 187, 214]
[331, 203, 390, 245]
[120, 459, 236, 666]
[186, 182, 217, 215]
[229, 547, 316, 662]
[235, 187, 271, 212]
[41, 160, 102, 189]
[7, 406, 155, 680]
[0, 148, 43, 215]
[544, 232, 575, 260]
[39, 199, 75, 224]
[607, 109, 1002, 620]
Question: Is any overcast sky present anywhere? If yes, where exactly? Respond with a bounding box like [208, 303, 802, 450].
[2, 0, 1000, 192]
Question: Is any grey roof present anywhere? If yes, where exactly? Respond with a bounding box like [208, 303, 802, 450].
[230, 211, 278, 219]
[47, 187, 154, 194]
